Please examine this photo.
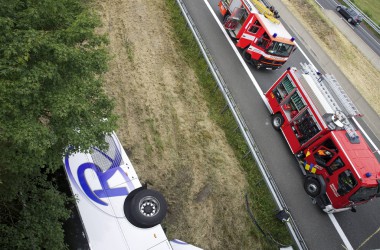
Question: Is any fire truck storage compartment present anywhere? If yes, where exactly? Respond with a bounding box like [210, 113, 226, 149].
[290, 110, 320, 145]
[272, 74, 321, 145]
[225, 6, 247, 32]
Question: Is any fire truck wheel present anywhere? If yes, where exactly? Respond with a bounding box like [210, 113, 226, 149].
[272, 113, 284, 130]
[243, 48, 252, 63]
[124, 189, 167, 228]
[336, 6, 341, 11]
[304, 178, 321, 197]
[348, 17, 353, 23]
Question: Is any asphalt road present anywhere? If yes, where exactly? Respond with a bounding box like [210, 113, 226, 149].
[316, 0, 380, 57]
[181, 0, 380, 249]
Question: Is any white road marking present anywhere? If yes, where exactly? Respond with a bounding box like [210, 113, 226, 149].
[353, 117, 380, 155]
[202, 0, 270, 109]
[314, 0, 324, 9]
[357, 225, 380, 249]
[328, 213, 354, 250]
[358, 26, 380, 47]
[203, 0, 379, 248]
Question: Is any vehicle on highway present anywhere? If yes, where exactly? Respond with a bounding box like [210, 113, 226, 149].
[218, 0, 296, 70]
[265, 63, 380, 213]
[336, 5, 362, 26]
[64, 132, 201, 250]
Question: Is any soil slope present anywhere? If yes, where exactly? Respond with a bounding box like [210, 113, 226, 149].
[95, 0, 260, 248]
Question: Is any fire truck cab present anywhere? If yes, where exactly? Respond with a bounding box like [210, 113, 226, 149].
[218, 0, 296, 70]
[265, 63, 380, 213]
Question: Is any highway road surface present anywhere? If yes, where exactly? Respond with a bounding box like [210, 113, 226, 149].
[181, 0, 380, 249]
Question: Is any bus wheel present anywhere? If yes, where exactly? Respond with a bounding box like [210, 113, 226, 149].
[243, 48, 252, 63]
[124, 189, 167, 228]
[272, 113, 284, 130]
[304, 178, 321, 198]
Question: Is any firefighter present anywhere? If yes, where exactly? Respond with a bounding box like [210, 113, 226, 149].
[316, 149, 333, 163]
[317, 149, 332, 157]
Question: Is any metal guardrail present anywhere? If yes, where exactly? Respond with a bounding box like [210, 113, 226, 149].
[342, 0, 380, 34]
[174, 0, 307, 249]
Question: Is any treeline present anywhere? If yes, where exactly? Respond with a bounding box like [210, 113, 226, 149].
[0, 0, 116, 248]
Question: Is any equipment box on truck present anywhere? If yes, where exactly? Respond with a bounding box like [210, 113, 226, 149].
[64, 132, 201, 250]
[265, 63, 380, 213]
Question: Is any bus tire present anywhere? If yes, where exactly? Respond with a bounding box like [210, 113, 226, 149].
[272, 113, 284, 130]
[304, 178, 321, 198]
[124, 189, 167, 228]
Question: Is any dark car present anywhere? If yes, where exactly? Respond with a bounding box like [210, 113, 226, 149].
[336, 5, 363, 26]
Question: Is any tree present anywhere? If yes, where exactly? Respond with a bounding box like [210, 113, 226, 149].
[0, 0, 117, 248]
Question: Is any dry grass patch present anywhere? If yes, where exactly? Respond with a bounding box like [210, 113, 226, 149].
[93, 0, 263, 248]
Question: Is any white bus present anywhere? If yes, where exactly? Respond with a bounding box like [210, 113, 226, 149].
[64, 132, 201, 250]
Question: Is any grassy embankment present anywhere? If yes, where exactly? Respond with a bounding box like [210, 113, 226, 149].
[283, 0, 380, 115]
[350, 0, 380, 25]
[337, 0, 380, 38]
[166, 0, 294, 248]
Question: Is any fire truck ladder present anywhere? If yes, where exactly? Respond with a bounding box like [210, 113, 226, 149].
[300, 63, 361, 142]
[323, 74, 362, 118]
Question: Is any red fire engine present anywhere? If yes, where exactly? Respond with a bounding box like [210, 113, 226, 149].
[218, 0, 296, 70]
[265, 63, 380, 213]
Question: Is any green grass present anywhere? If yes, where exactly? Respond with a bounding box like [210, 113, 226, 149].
[165, 0, 294, 248]
[353, 0, 380, 25]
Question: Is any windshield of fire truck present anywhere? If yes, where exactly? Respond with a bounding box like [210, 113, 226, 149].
[267, 42, 293, 57]
[350, 187, 378, 202]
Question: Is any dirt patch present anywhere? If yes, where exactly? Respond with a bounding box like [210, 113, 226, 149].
[94, 0, 259, 248]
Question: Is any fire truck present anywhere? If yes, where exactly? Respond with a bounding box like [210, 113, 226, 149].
[218, 0, 296, 70]
[265, 63, 380, 213]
